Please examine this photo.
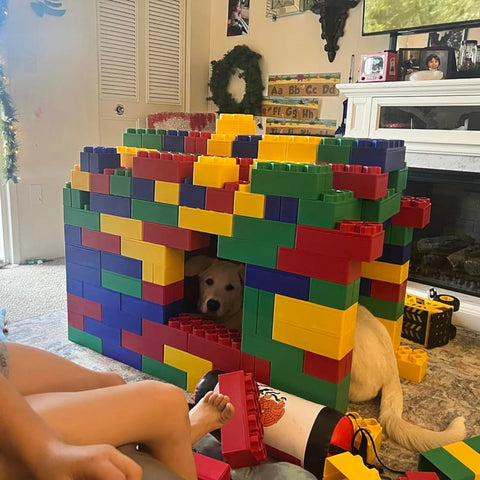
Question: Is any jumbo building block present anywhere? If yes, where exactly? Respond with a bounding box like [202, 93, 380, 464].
[350, 138, 406, 173]
[231, 134, 261, 159]
[193, 452, 231, 480]
[215, 113, 256, 135]
[193, 155, 240, 188]
[163, 129, 188, 153]
[110, 168, 132, 198]
[316, 137, 356, 164]
[257, 135, 290, 162]
[399, 473, 440, 480]
[347, 412, 382, 464]
[323, 451, 381, 480]
[154, 180, 180, 205]
[331, 164, 389, 200]
[391, 196, 432, 228]
[206, 134, 235, 157]
[132, 151, 196, 183]
[285, 135, 322, 164]
[233, 190, 265, 218]
[71, 165, 90, 191]
[395, 346, 428, 383]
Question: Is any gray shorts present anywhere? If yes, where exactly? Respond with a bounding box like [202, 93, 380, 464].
[0, 340, 8, 378]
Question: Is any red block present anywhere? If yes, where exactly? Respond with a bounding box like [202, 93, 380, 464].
[81, 228, 121, 254]
[399, 473, 440, 480]
[331, 163, 388, 200]
[277, 247, 362, 284]
[184, 135, 197, 154]
[142, 280, 184, 305]
[218, 371, 267, 468]
[194, 452, 230, 480]
[67, 293, 102, 320]
[370, 279, 407, 303]
[132, 150, 196, 183]
[121, 329, 164, 363]
[196, 133, 212, 156]
[390, 196, 431, 228]
[295, 221, 385, 262]
[303, 349, 353, 384]
[143, 222, 211, 251]
[237, 158, 254, 183]
[205, 187, 235, 213]
[89, 172, 111, 194]
[253, 356, 271, 386]
[67, 310, 84, 330]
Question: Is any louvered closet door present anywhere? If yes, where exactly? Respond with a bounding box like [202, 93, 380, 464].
[97, 0, 185, 147]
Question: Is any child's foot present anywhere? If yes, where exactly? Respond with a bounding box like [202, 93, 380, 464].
[189, 391, 234, 444]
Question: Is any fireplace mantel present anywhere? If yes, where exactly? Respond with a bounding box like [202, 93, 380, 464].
[336, 78, 480, 172]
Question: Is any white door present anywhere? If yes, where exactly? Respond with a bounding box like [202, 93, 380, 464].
[97, 0, 185, 147]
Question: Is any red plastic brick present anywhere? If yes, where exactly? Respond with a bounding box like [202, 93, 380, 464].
[82, 228, 121, 254]
[390, 196, 431, 228]
[399, 473, 440, 480]
[143, 222, 211, 251]
[303, 349, 353, 384]
[370, 279, 407, 303]
[194, 452, 231, 480]
[142, 280, 184, 305]
[89, 172, 111, 194]
[132, 151, 196, 183]
[218, 370, 267, 468]
[67, 310, 84, 330]
[67, 293, 102, 321]
[205, 187, 235, 214]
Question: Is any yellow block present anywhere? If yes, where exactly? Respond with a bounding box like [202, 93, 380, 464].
[257, 137, 288, 162]
[71, 165, 90, 191]
[154, 180, 180, 205]
[216, 113, 256, 135]
[324, 452, 381, 480]
[395, 346, 428, 383]
[272, 296, 357, 359]
[233, 191, 265, 218]
[178, 206, 233, 236]
[122, 238, 184, 285]
[117, 146, 138, 168]
[347, 412, 382, 464]
[378, 315, 403, 349]
[443, 441, 480, 478]
[100, 213, 143, 240]
[286, 138, 321, 164]
[193, 156, 240, 188]
[206, 134, 235, 157]
[142, 261, 154, 283]
[361, 260, 409, 284]
[164, 345, 213, 392]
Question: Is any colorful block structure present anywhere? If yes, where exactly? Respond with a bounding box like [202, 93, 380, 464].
[63, 113, 431, 414]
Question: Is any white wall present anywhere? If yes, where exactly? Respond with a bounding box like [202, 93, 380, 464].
[2, 1, 99, 262]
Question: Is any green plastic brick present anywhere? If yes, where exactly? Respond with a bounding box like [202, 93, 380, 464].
[102, 269, 142, 298]
[68, 326, 102, 353]
[388, 167, 408, 193]
[131, 198, 178, 227]
[316, 137, 356, 165]
[110, 169, 132, 198]
[361, 189, 401, 223]
[142, 356, 187, 390]
[64, 206, 100, 231]
[419, 446, 475, 480]
[359, 295, 405, 321]
[233, 215, 296, 248]
[217, 235, 278, 269]
[123, 128, 143, 148]
[71, 188, 90, 209]
[309, 278, 360, 310]
[142, 129, 164, 150]
[63, 185, 72, 207]
[384, 224, 414, 246]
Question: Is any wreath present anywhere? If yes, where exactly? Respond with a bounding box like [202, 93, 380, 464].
[208, 45, 264, 115]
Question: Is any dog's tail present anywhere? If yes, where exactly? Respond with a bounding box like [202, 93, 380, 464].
[379, 375, 466, 452]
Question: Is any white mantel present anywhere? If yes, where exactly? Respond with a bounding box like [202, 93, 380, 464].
[336, 78, 480, 172]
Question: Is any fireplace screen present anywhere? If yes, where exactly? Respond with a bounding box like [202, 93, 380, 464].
[405, 168, 480, 298]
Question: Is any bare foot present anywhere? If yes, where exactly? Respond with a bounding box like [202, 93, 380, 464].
[189, 391, 234, 444]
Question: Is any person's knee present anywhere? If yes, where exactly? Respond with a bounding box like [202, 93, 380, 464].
[138, 380, 189, 417]
[101, 371, 126, 387]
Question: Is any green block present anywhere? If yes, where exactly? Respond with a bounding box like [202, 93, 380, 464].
[316, 137, 356, 164]
[257, 289, 275, 339]
[102, 269, 142, 298]
[359, 295, 404, 320]
[361, 189, 401, 223]
[123, 128, 143, 147]
[270, 364, 351, 412]
[233, 215, 296, 248]
[464, 436, 480, 452]
[388, 167, 408, 193]
[217, 236, 277, 269]
[384, 224, 414, 246]
[131, 199, 178, 227]
[419, 446, 475, 480]
[110, 169, 132, 198]
[297, 190, 362, 229]
[64, 206, 100, 231]
[142, 356, 187, 390]
[71, 188, 90, 209]
[68, 326, 102, 353]
[309, 278, 360, 310]
[142, 129, 164, 150]
[63, 186, 72, 207]
[251, 162, 333, 199]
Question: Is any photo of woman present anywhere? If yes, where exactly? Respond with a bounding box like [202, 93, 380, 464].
[227, 0, 249, 36]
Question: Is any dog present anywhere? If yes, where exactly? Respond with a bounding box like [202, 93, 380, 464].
[186, 257, 466, 452]
[184, 255, 245, 331]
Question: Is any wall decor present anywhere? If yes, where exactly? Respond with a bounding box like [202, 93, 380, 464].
[267, 72, 340, 97]
[227, 0, 249, 36]
[398, 48, 423, 81]
[266, 0, 315, 19]
[260, 97, 320, 121]
[265, 118, 336, 136]
[30, 0, 66, 17]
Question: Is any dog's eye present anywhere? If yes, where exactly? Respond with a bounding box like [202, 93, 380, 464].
[225, 284, 234, 291]
[205, 278, 214, 286]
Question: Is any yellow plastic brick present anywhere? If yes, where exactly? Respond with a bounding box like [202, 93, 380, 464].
[178, 206, 233, 237]
[100, 213, 143, 240]
[378, 315, 403, 349]
[347, 412, 383, 464]
[395, 346, 428, 383]
[443, 441, 480, 477]
[361, 260, 409, 284]
[257, 136, 288, 162]
[233, 190, 265, 218]
[323, 452, 381, 480]
[154, 180, 180, 205]
[286, 137, 322, 164]
[117, 146, 139, 168]
[206, 134, 236, 157]
[193, 156, 240, 188]
[71, 165, 90, 191]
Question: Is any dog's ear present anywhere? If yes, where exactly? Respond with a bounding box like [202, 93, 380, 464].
[237, 263, 245, 285]
[184, 255, 216, 277]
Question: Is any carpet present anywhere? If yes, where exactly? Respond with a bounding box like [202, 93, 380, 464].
[6, 309, 480, 479]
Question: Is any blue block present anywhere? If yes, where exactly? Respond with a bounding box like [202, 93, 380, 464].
[89, 147, 121, 174]
[66, 262, 101, 286]
[64, 224, 82, 245]
[103, 339, 142, 370]
[280, 196, 299, 223]
[90, 192, 131, 218]
[163, 134, 185, 153]
[379, 242, 412, 265]
[264, 195, 281, 221]
[121, 295, 183, 324]
[80, 146, 94, 172]
[84, 316, 121, 344]
[132, 177, 155, 201]
[350, 139, 406, 173]
[360, 277, 372, 296]
[245, 264, 310, 301]
[101, 252, 142, 279]
[84, 282, 121, 311]
[66, 277, 83, 297]
[179, 183, 206, 209]
[102, 306, 142, 334]
[65, 244, 101, 269]
[232, 136, 260, 158]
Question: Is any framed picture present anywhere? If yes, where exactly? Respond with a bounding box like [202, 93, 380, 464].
[428, 29, 467, 51]
[419, 47, 457, 79]
[398, 48, 422, 81]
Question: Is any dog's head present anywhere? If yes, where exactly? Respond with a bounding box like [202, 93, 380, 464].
[184, 255, 245, 324]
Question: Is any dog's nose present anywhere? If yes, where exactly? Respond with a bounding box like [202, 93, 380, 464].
[206, 299, 220, 312]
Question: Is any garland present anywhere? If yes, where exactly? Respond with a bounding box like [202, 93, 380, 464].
[0, 0, 18, 183]
[208, 45, 264, 115]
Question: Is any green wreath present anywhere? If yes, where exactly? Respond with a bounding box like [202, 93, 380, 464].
[208, 45, 264, 115]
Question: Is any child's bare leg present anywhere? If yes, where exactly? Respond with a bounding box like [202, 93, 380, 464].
[26, 380, 198, 479]
[189, 391, 234, 444]
[6, 342, 125, 395]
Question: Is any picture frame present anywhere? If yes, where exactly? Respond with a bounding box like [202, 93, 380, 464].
[428, 29, 468, 51]
[419, 47, 457, 79]
[398, 47, 457, 80]
[398, 48, 422, 81]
